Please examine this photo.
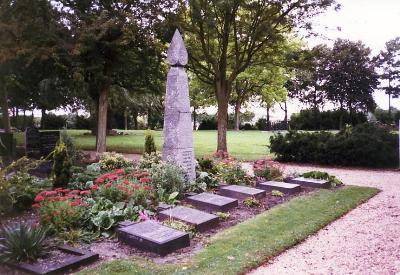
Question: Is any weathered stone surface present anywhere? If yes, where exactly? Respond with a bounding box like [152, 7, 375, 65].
[257, 181, 302, 194]
[286, 177, 330, 188]
[219, 185, 266, 200]
[167, 30, 188, 66]
[159, 206, 219, 232]
[157, 202, 173, 212]
[117, 220, 189, 255]
[8, 245, 98, 275]
[187, 192, 238, 212]
[162, 29, 195, 181]
[25, 127, 59, 158]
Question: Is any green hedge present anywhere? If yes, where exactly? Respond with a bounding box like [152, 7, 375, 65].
[270, 123, 399, 168]
[289, 109, 367, 130]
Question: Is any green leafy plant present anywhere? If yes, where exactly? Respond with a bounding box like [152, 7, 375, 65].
[216, 212, 230, 221]
[138, 152, 162, 169]
[163, 219, 197, 238]
[52, 142, 72, 188]
[0, 223, 48, 263]
[302, 171, 343, 187]
[60, 130, 79, 164]
[243, 197, 261, 208]
[271, 190, 284, 197]
[99, 152, 132, 171]
[253, 160, 284, 181]
[144, 129, 156, 154]
[197, 158, 217, 174]
[215, 160, 251, 185]
[149, 162, 188, 200]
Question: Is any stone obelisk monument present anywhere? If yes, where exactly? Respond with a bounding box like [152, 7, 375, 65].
[162, 29, 196, 181]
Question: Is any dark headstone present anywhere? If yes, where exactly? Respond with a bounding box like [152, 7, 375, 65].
[159, 206, 219, 232]
[157, 202, 174, 212]
[117, 220, 190, 255]
[219, 185, 266, 200]
[0, 133, 15, 157]
[286, 177, 330, 188]
[25, 127, 59, 158]
[257, 181, 301, 194]
[8, 245, 98, 275]
[117, 220, 135, 228]
[39, 131, 60, 156]
[187, 192, 238, 212]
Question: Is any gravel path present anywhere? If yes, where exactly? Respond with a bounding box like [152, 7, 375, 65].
[249, 164, 400, 275]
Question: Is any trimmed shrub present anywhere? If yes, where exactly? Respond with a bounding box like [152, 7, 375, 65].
[144, 129, 156, 154]
[52, 142, 72, 188]
[289, 109, 367, 130]
[270, 123, 399, 168]
[41, 113, 66, 129]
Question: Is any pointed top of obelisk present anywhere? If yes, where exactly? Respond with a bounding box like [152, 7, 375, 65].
[167, 29, 188, 66]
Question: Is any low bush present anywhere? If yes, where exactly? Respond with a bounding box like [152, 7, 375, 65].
[302, 171, 343, 187]
[138, 152, 162, 169]
[215, 158, 251, 185]
[41, 113, 66, 129]
[99, 152, 133, 171]
[253, 159, 284, 181]
[0, 223, 48, 263]
[289, 109, 367, 130]
[243, 197, 260, 208]
[270, 123, 399, 168]
[52, 142, 72, 188]
[144, 129, 156, 154]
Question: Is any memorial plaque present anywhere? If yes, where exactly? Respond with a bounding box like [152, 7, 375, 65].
[162, 30, 196, 181]
[25, 127, 59, 158]
[39, 131, 60, 156]
[219, 185, 266, 200]
[0, 133, 15, 157]
[187, 192, 238, 212]
[159, 206, 219, 232]
[117, 220, 190, 255]
[257, 181, 301, 194]
[286, 177, 330, 189]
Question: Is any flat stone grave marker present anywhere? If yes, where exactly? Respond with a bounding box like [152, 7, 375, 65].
[8, 245, 98, 275]
[286, 177, 330, 188]
[219, 185, 266, 200]
[187, 192, 238, 212]
[117, 220, 189, 256]
[159, 206, 219, 232]
[257, 181, 301, 194]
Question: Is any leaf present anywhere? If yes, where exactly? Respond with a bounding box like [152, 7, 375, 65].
[168, 192, 179, 201]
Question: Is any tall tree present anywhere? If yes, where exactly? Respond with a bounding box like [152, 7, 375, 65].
[0, 0, 66, 132]
[184, 0, 336, 154]
[325, 39, 378, 114]
[56, 0, 177, 153]
[376, 37, 400, 115]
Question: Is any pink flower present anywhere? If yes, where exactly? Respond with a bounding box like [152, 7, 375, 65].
[80, 190, 92, 196]
[139, 211, 149, 221]
[140, 177, 150, 184]
[34, 195, 45, 202]
[32, 203, 41, 209]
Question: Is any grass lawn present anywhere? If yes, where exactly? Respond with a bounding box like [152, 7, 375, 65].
[79, 186, 378, 275]
[15, 130, 275, 160]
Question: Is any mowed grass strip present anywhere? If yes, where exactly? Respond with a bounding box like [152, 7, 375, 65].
[79, 186, 379, 275]
[15, 130, 273, 160]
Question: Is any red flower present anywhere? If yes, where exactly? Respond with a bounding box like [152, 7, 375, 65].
[59, 196, 68, 201]
[91, 184, 99, 191]
[123, 180, 130, 185]
[114, 169, 125, 175]
[80, 190, 91, 196]
[34, 195, 45, 202]
[104, 183, 112, 188]
[140, 177, 150, 184]
[144, 185, 152, 191]
[32, 203, 41, 209]
[70, 199, 81, 207]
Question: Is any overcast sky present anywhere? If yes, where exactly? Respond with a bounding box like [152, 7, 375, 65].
[306, 0, 400, 109]
[259, 0, 400, 121]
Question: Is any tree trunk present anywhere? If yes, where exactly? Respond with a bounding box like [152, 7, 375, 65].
[41, 108, 46, 129]
[215, 79, 230, 154]
[193, 106, 197, 131]
[266, 104, 270, 130]
[283, 101, 288, 129]
[23, 109, 26, 129]
[233, 99, 240, 131]
[388, 78, 392, 116]
[124, 108, 128, 131]
[0, 89, 11, 133]
[96, 85, 109, 154]
[132, 110, 138, 130]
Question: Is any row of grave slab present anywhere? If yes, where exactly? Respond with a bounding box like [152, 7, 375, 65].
[117, 177, 330, 256]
